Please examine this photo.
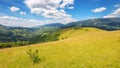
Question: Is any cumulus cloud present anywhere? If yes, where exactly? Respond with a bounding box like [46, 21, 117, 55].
[20, 11, 26, 15]
[24, 0, 76, 24]
[60, 0, 74, 8]
[42, 10, 70, 19]
[0, 15, 76, 27]
[10, 6, 20, 12]
[104, 8, 120, 18]
[0, 15, 44, 27]
[1, 0, 76, 27]
[68, 6, 74, 9]
[92, 7, 106, 13]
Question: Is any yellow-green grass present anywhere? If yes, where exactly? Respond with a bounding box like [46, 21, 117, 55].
[0, 28, 120, 68]
[59, 27, 105, 39]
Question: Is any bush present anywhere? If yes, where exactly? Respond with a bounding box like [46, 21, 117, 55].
[84, 28, 88, 31]
[26, 48, 41, 64]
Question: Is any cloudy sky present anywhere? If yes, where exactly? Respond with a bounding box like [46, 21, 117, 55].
[0, 0, 120, 27]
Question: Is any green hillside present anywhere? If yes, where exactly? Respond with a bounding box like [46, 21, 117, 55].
[0, 28, 120, 68]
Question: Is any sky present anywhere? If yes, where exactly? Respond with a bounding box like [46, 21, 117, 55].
[0, 0, 120, 27]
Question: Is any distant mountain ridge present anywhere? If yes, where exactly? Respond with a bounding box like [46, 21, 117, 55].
[34, 23, 64, 28]
[1, 18, 120, 30]
[33, 18, 120, 30]
[65, 18, 120, 30]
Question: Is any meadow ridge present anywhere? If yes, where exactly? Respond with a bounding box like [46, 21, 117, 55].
[0, 28, 120, 68]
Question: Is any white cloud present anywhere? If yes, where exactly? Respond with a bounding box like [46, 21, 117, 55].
[92, 7, 106, 13]
[68, 6, 74, 9]
[0, 0, 76, 27]
[20, 11, 26, 15]
[0, 16, 20, 20]
[42, 10, 70, 19]
[24, 0, 76, 24]
[104, 8, 120, 18]
[60, 0, 74, 8]
[0, 15, 76, 27]
[0, 15, 45, 27]
[10, 6, 20, 12]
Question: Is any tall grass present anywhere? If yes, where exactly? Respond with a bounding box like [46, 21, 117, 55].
[0, 28, 120, 68]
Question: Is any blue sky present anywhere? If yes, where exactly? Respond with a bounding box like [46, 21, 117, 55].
[0, 0, 120, 27]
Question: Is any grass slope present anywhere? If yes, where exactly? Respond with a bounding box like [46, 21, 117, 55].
[0, 28, 120, 68]
[59, 27, 104, 39]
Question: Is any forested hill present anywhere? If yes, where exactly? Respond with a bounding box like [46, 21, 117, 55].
[0, 25, 33, 42]
[0, 24, 60, 48]
[64, 18, 120, 30]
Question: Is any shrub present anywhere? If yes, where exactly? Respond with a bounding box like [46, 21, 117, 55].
[73, 26, 83, 30]
[85, 28, 88, 31]
[26, 48, 41, 64]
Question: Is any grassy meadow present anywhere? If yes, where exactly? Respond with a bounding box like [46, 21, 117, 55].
[0, 27, 120, 68]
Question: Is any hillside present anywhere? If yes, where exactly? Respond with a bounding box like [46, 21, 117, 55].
[0, 24, 60, 48]
[65, 18, 120, 30]
[0, 28, 120, 68]
[59, 27, 104, 39]
[0, 25, 34, 42]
